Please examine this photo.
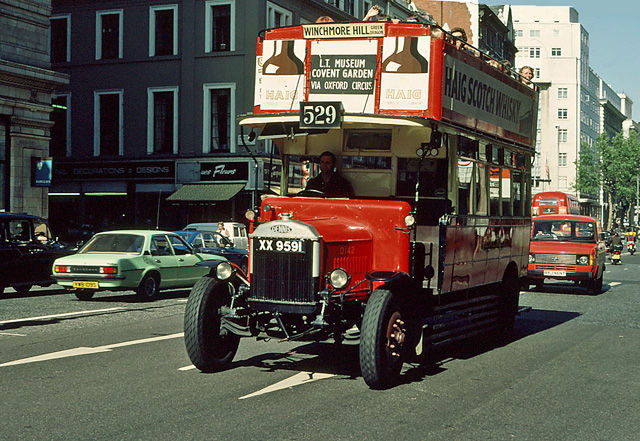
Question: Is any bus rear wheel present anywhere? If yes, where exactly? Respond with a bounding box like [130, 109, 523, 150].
[360, 288, 407, 389]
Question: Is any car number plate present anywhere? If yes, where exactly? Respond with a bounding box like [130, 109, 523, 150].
[256, 238, 304, 253]
[543, 270, 566, 277]
[73, 281, 99, 289]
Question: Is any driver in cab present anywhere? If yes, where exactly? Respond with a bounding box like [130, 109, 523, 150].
[305, 151, 354, 198]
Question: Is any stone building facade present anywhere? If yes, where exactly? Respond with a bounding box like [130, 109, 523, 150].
[0, 0, 68, 217]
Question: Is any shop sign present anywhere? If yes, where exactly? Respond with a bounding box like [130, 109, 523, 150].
[200, 161, 249, 182]
[52, 160, 175, 181]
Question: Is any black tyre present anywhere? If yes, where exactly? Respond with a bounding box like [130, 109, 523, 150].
[135, 273, 160, 300]
[75, 289, 95, 300]
[498, 270, 520, 338]
[184, 276, 240, 372]
[15, 284, 32, 295]
[590, 271, 604, 295]
[240, 259, 249, 277]
[360, 288, 407, 389]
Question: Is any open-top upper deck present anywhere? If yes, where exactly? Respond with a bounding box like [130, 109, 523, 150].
[251, 22, 538, 149]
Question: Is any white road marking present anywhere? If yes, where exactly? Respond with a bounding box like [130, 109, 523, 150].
[0, 307, 126, 325]
[0, 332, 27, 337]
[0, 332, 184, 368]
[609, 282, 622, 287]
[178, 365, 197, 371]
[239, 371, 336, 400]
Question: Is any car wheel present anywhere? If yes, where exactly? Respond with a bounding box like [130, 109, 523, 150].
[75, 289, 95, 300]
[240, 259, 249, 277]
[184, 276, 240, 372]
[14, 285, 32, 295]
[136, 273, 160, 301]
[360, 288, 408, 389]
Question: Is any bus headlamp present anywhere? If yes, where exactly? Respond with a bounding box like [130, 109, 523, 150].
[528, 254, 535, 263]
[577, 255, 590, 265]
[404, 214, 416, 227]
[245, 209, 256, 221]
[216, 262, 233, 280]
[329, 268, 350, 290]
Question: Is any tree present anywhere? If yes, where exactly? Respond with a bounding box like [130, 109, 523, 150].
[575, 131, 640, 230]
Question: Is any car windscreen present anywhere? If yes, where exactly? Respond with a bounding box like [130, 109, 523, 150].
[532, 220, 596, 242]
[80, 234, 145, 253]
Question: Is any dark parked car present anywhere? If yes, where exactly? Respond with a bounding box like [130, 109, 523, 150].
[0, 212, 76, 295]
[174, 230, 248, 275]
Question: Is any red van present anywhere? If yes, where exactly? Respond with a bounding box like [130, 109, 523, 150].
[526, 214, 606, 293]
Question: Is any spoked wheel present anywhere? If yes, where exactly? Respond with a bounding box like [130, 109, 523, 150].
[184, 276, 240, 372]
[360, 288, 408, 389]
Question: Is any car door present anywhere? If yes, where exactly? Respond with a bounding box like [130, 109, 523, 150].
[150, 234, 180, 287]
[167, 234, 205, 286]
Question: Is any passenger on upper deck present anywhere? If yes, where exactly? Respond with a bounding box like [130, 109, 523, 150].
[447, 27, 477, 55]
[519, 66, 534, 85]
[316, 16, 334, 23]
[305, 151, 354, 198]
[363, 5, 381, 21]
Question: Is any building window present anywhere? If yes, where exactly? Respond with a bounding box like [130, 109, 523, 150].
[51, 94, 70, 157]
[515, 29, 523, 37]
[94, 91, 123, 156]
[534, 68, 540, 78]
[529, 29, 540, 37]
[150, 5, 178, 57]
[558, 176, 567, 189]
[148, 87, 178, 154]
[558, 87, 568, 99]
[529, 47, 540, 58]
[551, 47, 562, 56]
[558, 152, 567, 167]
[558, 128, 568, 143]
[205, 1, 234, 52]
[50, 15, 70, 63]
[96, 10, 123, 60]
[267, 2, 292, 28]
[203, 84, 235, 153]
[553, 29, 560, 38]
[558, 108, 568, 120]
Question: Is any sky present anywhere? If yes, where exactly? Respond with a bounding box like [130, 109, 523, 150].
[490, 1, 639, 119]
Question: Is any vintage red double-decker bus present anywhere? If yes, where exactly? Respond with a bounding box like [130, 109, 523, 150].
[184, 21, 538, 388]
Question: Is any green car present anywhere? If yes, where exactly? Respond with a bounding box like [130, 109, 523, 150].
[52, 230, 227, 300]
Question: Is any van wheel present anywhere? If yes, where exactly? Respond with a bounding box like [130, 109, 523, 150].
[184, 277, 240, 372]
[360, 289, 407, 389]
[590, 273, 603, 295]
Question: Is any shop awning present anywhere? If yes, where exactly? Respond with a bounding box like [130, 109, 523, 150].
[166, 183, 246, 202]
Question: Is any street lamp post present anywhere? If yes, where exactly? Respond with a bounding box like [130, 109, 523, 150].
[555, 125, 560, 191]
[634, 176, 640, 226]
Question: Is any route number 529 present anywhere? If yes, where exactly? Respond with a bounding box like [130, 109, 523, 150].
[299, 101, 342, 129]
